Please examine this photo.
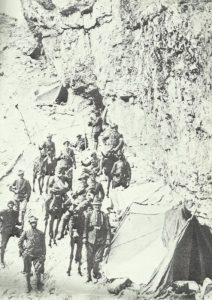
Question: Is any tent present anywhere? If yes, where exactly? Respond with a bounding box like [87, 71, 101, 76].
[104, 202, 212, 294]
[35, 83, 68, 106]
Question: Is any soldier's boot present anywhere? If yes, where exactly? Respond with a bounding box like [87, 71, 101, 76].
[26, 274, 32, 293]
[85, 264, 92, 283]
[93, 262, 101, 281]
[36, 274, 43, 291]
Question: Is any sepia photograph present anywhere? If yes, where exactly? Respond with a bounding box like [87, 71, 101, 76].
[0, 0, 211, 299]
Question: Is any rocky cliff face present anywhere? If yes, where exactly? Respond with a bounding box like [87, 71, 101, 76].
[4, 1, 212, 204]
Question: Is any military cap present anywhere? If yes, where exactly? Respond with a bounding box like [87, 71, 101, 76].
[63, 140, 70, 145]
[78, 173, 89, 180]
[110, 123, 118, 129]
[28, 216, 38, 224]
[77, 134, 82, 138]
[18, 169, 24, 175]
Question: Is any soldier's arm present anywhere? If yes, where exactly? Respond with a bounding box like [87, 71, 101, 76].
[52, 142, 56, 156]
[9, 180, 17, 193]
[113, 136, 124, 152]
[18, 231, 27, 254]
[42, 233, 46, 256]
[105, 214, 111, 244]
[0, 209, 6, 218]
[99, 183, 105, 200]
[83, 214, 90, 241]
[26, 181, 31, 201]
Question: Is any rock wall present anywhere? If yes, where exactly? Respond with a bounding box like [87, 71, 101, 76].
[20, 0, 212, 201]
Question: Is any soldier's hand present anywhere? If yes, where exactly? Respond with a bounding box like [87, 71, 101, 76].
[106, 240, 110, 247]
[82, 238, 87, 245]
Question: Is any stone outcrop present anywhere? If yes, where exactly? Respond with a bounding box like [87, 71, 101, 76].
[15, 0, 212, 206]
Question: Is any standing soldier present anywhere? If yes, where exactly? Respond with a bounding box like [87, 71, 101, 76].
[83, 198, 111, 283]
[9, 170, 31, 228]
[88, 111, 103, 150]
[0, 201, 21, 267]
[18, 216, 46, 293]
[39, 133, 56, 158]
[57, 140, 76, 190]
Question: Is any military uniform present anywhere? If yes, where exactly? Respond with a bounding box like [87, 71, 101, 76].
[89, 114, 103, 149]
[74, 136, 87, 151]
[0, 208, 20, 265]
[9, 178, 31, 225]
[18, 226, 46, 291]
[40, 140, 55, 157]
[57, 180, 88, 239]
[83, 208, 111, 280]
[81, 155, 100, 175]
[87, 181, 105, 201]
[44, 175, 69, 222]
[57, 147, 76, 189]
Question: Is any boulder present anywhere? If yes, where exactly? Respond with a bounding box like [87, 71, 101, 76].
[107, 278, 132, 295]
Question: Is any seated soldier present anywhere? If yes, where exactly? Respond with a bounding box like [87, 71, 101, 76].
[57, 189, 95, 240]
[39, 133, 56, 158]
[98, 124, 124, 175]
[57, 141, 76, 190]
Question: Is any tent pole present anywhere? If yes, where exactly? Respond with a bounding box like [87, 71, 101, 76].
[15, 104, 32, 144]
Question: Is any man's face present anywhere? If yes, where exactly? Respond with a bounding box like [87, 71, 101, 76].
[30, 222, 37, 229]
[87, 192, 94, 201]
[93, 204, 101, 212]
[47, 136, 52, 141]
[8, 203, 14, 210]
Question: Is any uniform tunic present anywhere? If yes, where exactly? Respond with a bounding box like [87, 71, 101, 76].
[83, 210, 111, 277]
[18, 229, 46, 275]
[0, 209, 20, 261]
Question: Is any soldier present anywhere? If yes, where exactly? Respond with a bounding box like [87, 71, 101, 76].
[83, 198, 111, 283]
[57, 174, 90, 240]
[87, 173, 105, 202]
[88, 110, 103, 150]
[81, 151, 100, 175]
[74, 134, 87, 151]
[9, 170, 31, 227]
[18, 216, 46, 293]
[0, 201, 21, 267]
[98, 124, 124, 175]
[44, 167, 69, 229]
[111, 152, 131, 189]
[57, 141, 76, 190]
[39, 133, 56, 157]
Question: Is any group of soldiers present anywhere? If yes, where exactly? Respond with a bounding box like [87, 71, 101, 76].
[0, 114, 131, 293]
